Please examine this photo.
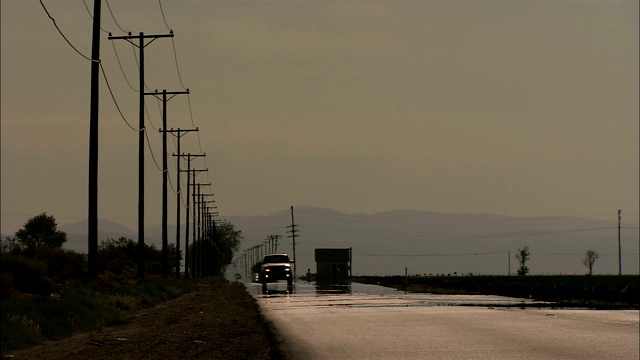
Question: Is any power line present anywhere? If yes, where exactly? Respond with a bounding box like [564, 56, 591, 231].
[144, 129, 163, 172]
[82, 0, 110, 33]
[158, 0, 172, 31]
[111, 41, 138, 92]
[39, 0, 95, 62]
[144, 99, 160, 131]
[300, 224, 619, 239]
[171, 38, 187, 90]
[173, 82, 206, 186]
[185, 94, 205, 157]
[622, 226, 640, 230]
[131, 44, 154, 92]
[105, 0, 129, 33]
[187, 93, 197, 128]
[100, 63, 137, 131]
[357, 251, 506, 257]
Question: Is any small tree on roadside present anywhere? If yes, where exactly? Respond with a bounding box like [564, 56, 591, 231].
[15, 213, 67, 250]
[1, 236, 20, 254]
[215, 220, 243, 275]
[583, 250, 599, 275]
[515, 246, 530, 276]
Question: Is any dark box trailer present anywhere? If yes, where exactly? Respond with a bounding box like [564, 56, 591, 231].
[315, 248, 352, 282]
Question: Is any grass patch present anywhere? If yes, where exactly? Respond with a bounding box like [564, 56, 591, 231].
[1, 276, 219, 352]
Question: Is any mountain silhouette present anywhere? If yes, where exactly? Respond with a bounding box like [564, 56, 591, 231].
[55, 207, 638, 276]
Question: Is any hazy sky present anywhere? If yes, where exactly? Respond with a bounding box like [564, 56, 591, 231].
[1, 0, 638, 233]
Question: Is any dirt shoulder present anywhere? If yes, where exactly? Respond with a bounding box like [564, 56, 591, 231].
[3, 282, 285, 359]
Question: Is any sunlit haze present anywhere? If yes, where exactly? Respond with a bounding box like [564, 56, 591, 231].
[1, 0, 638, 234]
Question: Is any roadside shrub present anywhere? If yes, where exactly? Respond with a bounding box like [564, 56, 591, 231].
[1, 313, 42, 350]
[1, 269, 213, 351]
[99, 293, 141, 312]
[98, 237, 137, 274]
[35, 248, 87, 281]
[0, 272, 16, 301]
[98, 238, 175, 277]
[0, 254, 55, 295]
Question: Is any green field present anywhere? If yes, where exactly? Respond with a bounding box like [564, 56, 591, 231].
[352, 275, 639, 309]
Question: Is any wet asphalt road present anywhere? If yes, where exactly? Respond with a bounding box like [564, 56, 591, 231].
[246, 281, 639, 360]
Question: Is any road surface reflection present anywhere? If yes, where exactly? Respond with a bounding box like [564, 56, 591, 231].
[245, 280, 558, 309]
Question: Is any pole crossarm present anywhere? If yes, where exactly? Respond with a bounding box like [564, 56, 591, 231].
[168, 128, 198, 139]
[145, 89, 190, 102]
[181, 168, 207, 174]
[108, 31, 174, 48]
[175, 153, 203, 159]
[179, 153, 206, 160]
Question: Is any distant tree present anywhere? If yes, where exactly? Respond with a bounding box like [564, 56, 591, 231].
[15, 213, 67, 250]
[583, 250, 599, 275]
[251, 261, 262, 275]
[1, 236, 20, 254]
[515, 246, 530, 276]
[215, 220, 243, 274]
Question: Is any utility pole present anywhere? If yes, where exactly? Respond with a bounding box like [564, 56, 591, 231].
[618, 209, 622, 275]
[287, 206, 299, 280]
[200, 196, 215, 276]
[179, 156, 205, 277]
[192, 182, 210, 277]
[268, 234, 281, 253]
[207, 205, 219, 275]
[169, 130, 198, 278]
[108, 31, 174, 279]
[147, 90, 189, 278]
[88, 0, 101, 278]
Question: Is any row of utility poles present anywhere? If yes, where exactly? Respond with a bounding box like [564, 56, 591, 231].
[233, 207, 299, 281]
[87, 1, 218, 279]
[235, 235, 282, 280]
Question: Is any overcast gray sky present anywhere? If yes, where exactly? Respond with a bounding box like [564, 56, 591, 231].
[1, 0, 638, 233]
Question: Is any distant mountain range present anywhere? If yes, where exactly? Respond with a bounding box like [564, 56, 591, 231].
[44, 207, 639, 276]
[222, 207, 639, 276]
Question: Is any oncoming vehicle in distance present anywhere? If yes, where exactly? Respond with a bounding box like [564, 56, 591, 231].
[259, 253, 294, 293]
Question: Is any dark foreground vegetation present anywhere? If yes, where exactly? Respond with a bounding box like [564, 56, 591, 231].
[1, 244, 282, 358]
[2, 280, 283, 359]
[2, 214, 262, 355]
[353, 275, 639, 309]
[1, 237, 200, 352]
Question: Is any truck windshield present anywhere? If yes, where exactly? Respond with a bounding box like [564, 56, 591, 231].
[264, 255, 290, 263]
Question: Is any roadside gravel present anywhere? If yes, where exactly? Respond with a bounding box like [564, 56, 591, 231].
[4, 282, 285, 359]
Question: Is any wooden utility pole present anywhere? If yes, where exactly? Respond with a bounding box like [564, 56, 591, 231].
[200, 196, 216, 276]
[170, 130, 197, 278]
[145, 89, 189, 278]
[287, 206, 299, 279]
[192, 182, 210, 277]
[179, 157, 205, 277]
[269, 234, 281, 253]
[88, 0, 101, 278]
[108, 31, 174, 278]
[203, 202, 218, 275]
[618, 209, 622, 275]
